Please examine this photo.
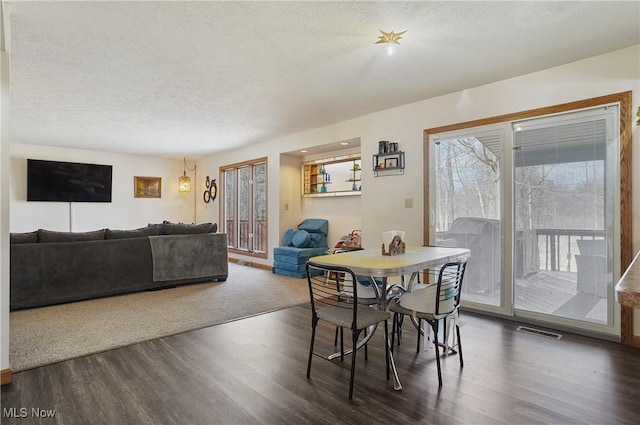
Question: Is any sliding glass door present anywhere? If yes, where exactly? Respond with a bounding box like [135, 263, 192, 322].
[430, 127, 506, 311]
[513, 108, 617, 326]
[429, 106, 619, 333]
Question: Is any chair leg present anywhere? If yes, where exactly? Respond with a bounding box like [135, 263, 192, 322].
[349, 329, 359, 400]
[433, 320, 442, 387]
[442, 317, 450, 354]
[416, 318, 422, 353]
[391, 313, 399, 353]
[334, 326, 339, 346]
[456, 322, 464, 368]
[340, 327, 344, 361]
[307, 321, 317, 379]
[364, 327, 368, 361]
[384, 319, 390, 380]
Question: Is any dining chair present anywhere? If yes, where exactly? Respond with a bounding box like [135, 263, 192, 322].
[328, 247, 382, 359]
[388, 261, 467, 387]
[305, 261, 391, 400]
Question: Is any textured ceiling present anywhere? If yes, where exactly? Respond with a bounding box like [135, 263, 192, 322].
[7, 1, 640, 158]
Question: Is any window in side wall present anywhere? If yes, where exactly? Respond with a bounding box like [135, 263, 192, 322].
[221, 157, 268, 258]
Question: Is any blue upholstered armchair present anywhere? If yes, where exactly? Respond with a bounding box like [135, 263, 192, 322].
[272, 219, 329, 278]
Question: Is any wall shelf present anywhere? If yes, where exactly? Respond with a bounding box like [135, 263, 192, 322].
[302, 155, 361, 197]
[373, 151, 405, 176]
[347, 164, 361, 190]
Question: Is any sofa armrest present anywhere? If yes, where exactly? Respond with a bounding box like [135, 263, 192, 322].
[149, 233, 228, 282]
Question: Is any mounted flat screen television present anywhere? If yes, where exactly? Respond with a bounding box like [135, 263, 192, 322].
[27, 159, 113, 202]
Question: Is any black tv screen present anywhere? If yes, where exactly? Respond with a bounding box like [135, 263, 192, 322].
[27, 159, 113, 202]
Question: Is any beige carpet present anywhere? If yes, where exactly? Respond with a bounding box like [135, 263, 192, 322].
[10, 263, 309, 372]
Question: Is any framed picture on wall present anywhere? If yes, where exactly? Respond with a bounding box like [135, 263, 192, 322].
[384, 158, 398, 168]
[134, 176, 162, 198]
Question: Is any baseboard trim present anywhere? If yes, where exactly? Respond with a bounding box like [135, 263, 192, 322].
[228, 258, 272, 271]
[1, 368, 12, 385]
[251, 263, 273, 271]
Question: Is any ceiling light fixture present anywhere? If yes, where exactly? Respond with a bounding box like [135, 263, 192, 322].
[375, 29, 407, 56]
[339, 142, 350, 146]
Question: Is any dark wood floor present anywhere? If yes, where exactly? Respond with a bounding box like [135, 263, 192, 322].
[3, 305, 640, 425]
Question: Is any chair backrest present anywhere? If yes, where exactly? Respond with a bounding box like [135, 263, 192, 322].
[577, 239, 607, 256]
[306, 261, 362, 329]
[398, 261, 467, 316]
[328, 248, 381, 302]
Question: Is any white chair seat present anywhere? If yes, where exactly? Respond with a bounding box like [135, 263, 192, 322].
[318, 303, 391, 329]
[395, 283, 455, 317]
[389, 261, 467, 388]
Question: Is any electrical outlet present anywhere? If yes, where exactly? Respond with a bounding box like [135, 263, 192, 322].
[404, 198, 414, 208]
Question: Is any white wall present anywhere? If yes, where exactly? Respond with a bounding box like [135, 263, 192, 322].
[279, 154, 303, 240]
[297, 146, 363, 246]
[301, 196, 362, 247]
[1, 47, 10, 374]
[278, 154, 364, 249]
[206, 45, 640, 332]
[1, 46, 638, 373]
[10, 145, 195, 232]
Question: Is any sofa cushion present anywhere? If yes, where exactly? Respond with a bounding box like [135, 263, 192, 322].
[272, 261, 307, 273]
[283, 228, 296, 246]
[37, 229, 105, 243]
[298, 218, 328, 236]
[209, 223, 218, 233]
[292, 230, 311, 248]
[10, 231, 38, 244]
[148, 222, 164, 233]
[162, 222, 213, 235]
[273, 246, 328, 264]
[272, 267, 307, 278]
[106, 226, 160, 239]
[307, 232, 327, 248]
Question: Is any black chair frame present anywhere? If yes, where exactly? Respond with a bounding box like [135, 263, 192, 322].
[306, 261, 391, 400]
[390, 261, 466, 387]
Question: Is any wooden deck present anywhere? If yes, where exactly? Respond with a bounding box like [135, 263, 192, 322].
[463, 270, 608, 324]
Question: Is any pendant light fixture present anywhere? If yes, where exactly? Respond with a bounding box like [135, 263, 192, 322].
[179, 157, 197, 223]
[179, 157, 195, 192]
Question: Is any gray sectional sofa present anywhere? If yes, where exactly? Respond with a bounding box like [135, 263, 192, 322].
[10, 223, 228, 310]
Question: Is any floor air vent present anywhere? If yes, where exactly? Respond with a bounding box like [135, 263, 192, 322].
[516, 326, 562, 340]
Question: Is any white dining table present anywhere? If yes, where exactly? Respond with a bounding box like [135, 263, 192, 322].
[308, 245, 471, 391]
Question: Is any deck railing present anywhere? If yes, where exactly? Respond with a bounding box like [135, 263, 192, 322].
[225, 219, 267, 253]
[437, 225, 605, 276]
[534, 228, 605, 273]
